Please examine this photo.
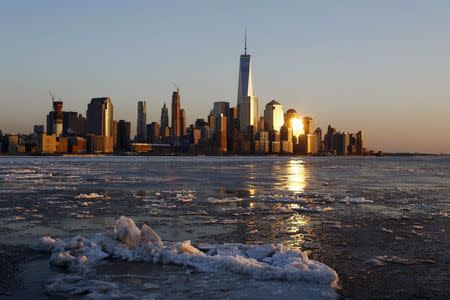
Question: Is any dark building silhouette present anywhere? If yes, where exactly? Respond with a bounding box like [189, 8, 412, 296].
[34, 125, 44, 135]
[63, 112, 86, 136]
[160, 103, 169, 138]
[147, 122, 160, 144]
[117, 120, 131, 151]
[137, 101, 147, 142]
[180, 108, 186, 136]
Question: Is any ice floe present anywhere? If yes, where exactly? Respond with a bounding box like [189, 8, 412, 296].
[207, 197, 243, 204]
[339, 196, 373, 204]
[39, 216, 339, 295]
[75, 193, 109, 199]
[367, 255, 436, 265]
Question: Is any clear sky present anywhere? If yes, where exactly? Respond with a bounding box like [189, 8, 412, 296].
[1, 0, 449, 153]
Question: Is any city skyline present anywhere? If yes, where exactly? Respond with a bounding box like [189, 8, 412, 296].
[1, 1, 450, 153]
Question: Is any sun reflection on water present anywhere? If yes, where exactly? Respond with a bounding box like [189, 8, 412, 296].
[287, 160, 307, 193]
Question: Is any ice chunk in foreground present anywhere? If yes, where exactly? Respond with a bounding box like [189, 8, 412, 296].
[114, 216, 142, 248]
[40, 216, 338, 287]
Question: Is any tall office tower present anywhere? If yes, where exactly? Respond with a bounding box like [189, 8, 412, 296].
[259, 116, 265, 130]
[324, 125, 337, 153]
[214, 113, 227, 153]
[314, 127, 323, 152]
[213, 101, 230, 118]
[117, 120, 131, 151]
[302, 117, 313, 135]
[263, 100, 284, 132]
[171, 89, 181, 138]
[336, 132, 350, 155]
[207, 110, 215, 131]
[112, 120, 118, 150]
[86, 97, 114, 136]
[356, 130, 364, 154]
[63, 112, 86, 136]
[146, 122, 160, 144]
[47, 100, 64, 137]
[239, 96, 259, 134]
[34, 125, 44, 135]
[160, 103, 169, 136]
[180, 109, 186, 136]
[228, 107, 238, 129]
[137, 101, 147, 142]
[236, 32, 258, 132]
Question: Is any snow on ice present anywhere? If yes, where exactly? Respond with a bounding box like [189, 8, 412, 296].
[39, 216, 339, 297]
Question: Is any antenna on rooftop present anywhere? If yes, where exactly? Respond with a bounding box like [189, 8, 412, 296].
[244, 29, 247, 55]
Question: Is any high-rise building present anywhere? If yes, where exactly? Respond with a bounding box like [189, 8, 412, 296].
[302, 117, 313, 135]
[180, 109, 186, 136]
[147, 122, 160, 144]
[324, 125, 337, 153]
[336, 132, 350, 155]
[171, 89, 181, 139]
[239, 96, 259, 133]
[117, 120, 131, 151]
[137, 101, 147, 142]
[264, 100, 284, 132]
[356, 130, 364, 155]
[86, 97, 113, 136]
[46, 100, 63, 137]
[160, 103, 169, 137]
[213, 102, 230, 118]
[214, 113, 227, 153]
[207, 110, 215, 132]
[314, 127, 323, 152]
[112, 120, 118, 150]
[63, 112, 86, 136]
[34, 125, 44, 135]
[237, 32, 258, 132]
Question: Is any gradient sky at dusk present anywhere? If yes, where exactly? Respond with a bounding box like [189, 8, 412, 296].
[1, 1, 449, 153]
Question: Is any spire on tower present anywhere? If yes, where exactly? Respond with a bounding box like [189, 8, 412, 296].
[244, 30, 247, 55]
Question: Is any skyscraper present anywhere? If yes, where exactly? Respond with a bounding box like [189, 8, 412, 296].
[180, 109, 186, 136]
[137, 101, 147, 142]
[302, 117, 313, 135]
[237, 32, 254, 108]
[117, 120, 131, 151]
[213, 101, 230, 118]
[86, 97, 113, 136]
[147, 122, 160, 144]
[214, 113, 227, 153]
[171, 89, 181, 139]
[264, 100, 284, 132]
[236, 32, 258, 132]
[47, 100, 63, 137]
[63, 112, 86, 136]
[356, 130, 364, 155]
[160, 103, 169, 137]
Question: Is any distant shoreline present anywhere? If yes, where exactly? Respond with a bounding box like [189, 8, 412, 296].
[0, 153, 448, 157]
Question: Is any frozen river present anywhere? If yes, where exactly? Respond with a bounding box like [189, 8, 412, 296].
[0, 156, 449, 299]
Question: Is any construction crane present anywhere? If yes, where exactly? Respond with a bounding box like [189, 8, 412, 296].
[49, 90, 56, 102]
[172, 82, 179, 92]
